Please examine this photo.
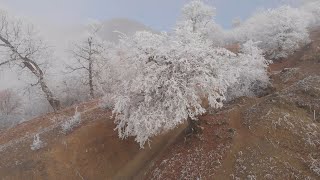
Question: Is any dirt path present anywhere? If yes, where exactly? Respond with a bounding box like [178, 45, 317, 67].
[214, 98, 263, 179]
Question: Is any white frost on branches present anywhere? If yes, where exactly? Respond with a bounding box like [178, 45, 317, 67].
[61, 107, 82, 134]
[110, 28, 269, 147]
[301, 0, 320, 26]
[107, 0, 271, 148]
[176, 0, 224, 46]
[111, 31, 235, 147]
[226, 41, 271, 100]
[230, 5, 310, 59]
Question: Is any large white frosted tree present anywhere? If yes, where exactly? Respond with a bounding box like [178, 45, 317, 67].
[110, 31, 271, 147]
[111, 31, 236, 147]
[104, 0, 271, 148]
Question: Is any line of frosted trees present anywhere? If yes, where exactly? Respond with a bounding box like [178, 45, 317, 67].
[0, 0, 319, 146]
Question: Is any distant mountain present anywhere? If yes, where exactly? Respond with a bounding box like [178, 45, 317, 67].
[98, 18, 154, 43]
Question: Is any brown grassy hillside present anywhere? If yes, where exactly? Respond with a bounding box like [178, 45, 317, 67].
[0, 98, 186, 180]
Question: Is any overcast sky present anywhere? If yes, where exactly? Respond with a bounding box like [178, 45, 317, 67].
[0, 0, 301, 31]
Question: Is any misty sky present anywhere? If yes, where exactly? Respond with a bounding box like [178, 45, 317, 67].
[0, 0, 301, 30]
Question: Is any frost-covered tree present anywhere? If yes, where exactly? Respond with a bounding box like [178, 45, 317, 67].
[178, 0, 215, 33]
[0, 10, 60, 111]
[176, 0, 224, 45]
[231, 6, 310, 59]
[110, 31, 241, 147]
[67, 21, 107, 99]
[107, 0, 273, 148]
[301, 0, 320, 26]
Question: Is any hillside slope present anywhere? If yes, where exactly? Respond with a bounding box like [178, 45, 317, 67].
[144, 28, 320, 179]
[0, 28, 319, 180]
[0, 99, 186, 180]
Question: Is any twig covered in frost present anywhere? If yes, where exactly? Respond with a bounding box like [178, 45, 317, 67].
[30, 134, 46, 151]
[61, 107, 82, 134]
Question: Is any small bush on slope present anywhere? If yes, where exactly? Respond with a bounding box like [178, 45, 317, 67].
[30, 134, 46, 151]
[226, 40, 271, 100]
[61, 107, 81, 134]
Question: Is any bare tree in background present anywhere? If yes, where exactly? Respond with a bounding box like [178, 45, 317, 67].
[0, 89, 22, 116]
[67, 22, 105, 99]
[59, 76, 91, 106]
[0, 10, 60, 111]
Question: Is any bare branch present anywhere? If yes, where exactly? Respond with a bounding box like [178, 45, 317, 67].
[65, 66, 88, 74]
[0, 60, 10, 66]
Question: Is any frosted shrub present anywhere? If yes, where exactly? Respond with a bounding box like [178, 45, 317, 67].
[231, 6, 310, 59]
[61, 107, 81, 134]
[30, 134, 45, 151]
[226, 41, 270, 100]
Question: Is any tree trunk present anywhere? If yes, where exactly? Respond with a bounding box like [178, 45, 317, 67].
[185, 116, 202, 135]
[23, 60, 61, 112]
[88, 38, 95, 99]
[89, 60, 94, 99]
[39, 76, 61, 111]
